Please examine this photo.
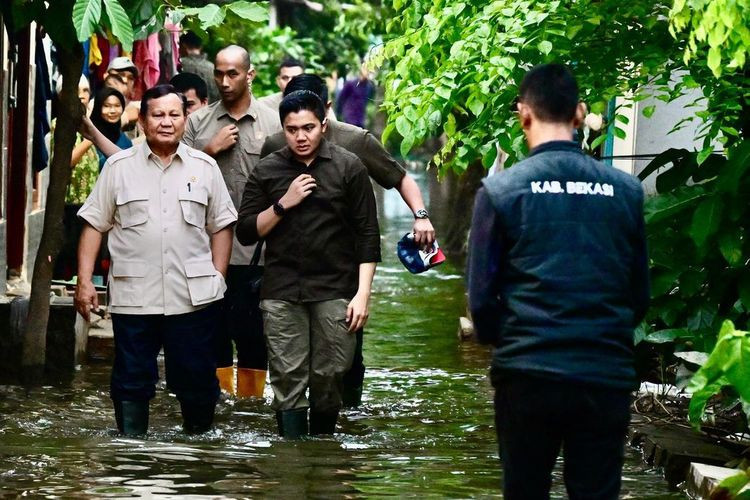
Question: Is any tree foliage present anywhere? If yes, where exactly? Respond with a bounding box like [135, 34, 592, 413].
[374, 0, 749, 173]
[374, 1, 685, 171]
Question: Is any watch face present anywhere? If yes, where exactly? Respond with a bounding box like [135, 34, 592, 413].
[415, 209, 429, 219]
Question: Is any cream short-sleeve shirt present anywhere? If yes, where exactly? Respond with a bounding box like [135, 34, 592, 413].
[78, 141, 237, 316]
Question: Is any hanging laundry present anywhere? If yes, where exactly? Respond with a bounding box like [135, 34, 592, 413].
[89, 34, 102, 67]
[82, 39, 90, 77]
[133, 33, 160, 96]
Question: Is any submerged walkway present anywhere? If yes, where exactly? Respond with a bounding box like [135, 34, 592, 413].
[0, 179, 683, 497]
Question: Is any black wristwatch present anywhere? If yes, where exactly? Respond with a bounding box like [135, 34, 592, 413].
[414, 208, 429, 219]
[273, 201, 286, 216]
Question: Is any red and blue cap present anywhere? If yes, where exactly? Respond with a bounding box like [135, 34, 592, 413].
[397, 233, 446, 274]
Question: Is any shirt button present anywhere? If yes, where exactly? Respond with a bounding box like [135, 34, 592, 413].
[162, 189, 167, 194]
[163, 228, 168, 233]
[163, 208, 167, 213]
[164, 270, 169, 275]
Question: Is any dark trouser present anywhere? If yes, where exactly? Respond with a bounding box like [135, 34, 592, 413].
[214, 265, 267, 369]
[110, 305, 219, 406]
[341, 328, 365, 404]
[493, 374, 631, 500]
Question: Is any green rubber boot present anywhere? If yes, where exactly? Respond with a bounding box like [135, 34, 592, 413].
[275, 408, 308, 439]
[113, 400, 149, 436]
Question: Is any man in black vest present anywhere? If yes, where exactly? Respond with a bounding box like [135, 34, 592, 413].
[468, 64, 649, 499]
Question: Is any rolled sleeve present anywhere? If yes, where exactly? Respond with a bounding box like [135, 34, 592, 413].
[468, 187, 503, 345]
[206, 163, 237, 234]
[361, 131, 406, 189]
[77, 160, 116, 232]
[347, 164, 381, 263]
[236, 167, 268, 246]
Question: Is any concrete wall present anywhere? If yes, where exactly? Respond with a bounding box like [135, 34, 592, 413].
[609, 84, 709, 194]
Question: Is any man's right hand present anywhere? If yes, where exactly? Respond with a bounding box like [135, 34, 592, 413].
[205, 124, 239, 156]
[279, 174, 316, 209]
[74, 279, 99, 322]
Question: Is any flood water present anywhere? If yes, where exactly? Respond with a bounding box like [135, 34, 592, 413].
[0, 173, 684, 498]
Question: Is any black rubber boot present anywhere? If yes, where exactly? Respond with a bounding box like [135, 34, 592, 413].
[309, 410, 338, 435]
[341, 385, 363, 408]
[180, 401, 216, 434]
[113, 400, 149, 436]
[275, 408, 308, 439]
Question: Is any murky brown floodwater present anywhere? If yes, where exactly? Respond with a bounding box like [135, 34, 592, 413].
[0, 173, 684, 498]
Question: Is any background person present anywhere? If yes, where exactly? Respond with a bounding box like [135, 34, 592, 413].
[261, 74, 435, 407]
[335, 64, 374, 128]
[90, 87, 132, 169]
[237, 90, 380, 438]
[106, 56, 141, 130]
[467, 63, 649, 498]
[179, 31, 220, 103]
[170, 72, 209, 115]
[258, 58, 305, 111]
[183, 45, 282, 398]
[75, 84, 236, 436]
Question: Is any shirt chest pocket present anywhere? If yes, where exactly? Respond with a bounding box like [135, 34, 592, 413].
[116, 189, 149, 228]
[179, 186, 208, 228]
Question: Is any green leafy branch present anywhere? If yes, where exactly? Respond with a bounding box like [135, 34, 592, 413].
[72, 0, 268, 51]
[687, 320, 750, 428]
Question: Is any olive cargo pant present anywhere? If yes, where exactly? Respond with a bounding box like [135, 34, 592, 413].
[260, 298, 356, 413]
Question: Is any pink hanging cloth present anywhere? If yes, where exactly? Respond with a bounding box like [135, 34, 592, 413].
[134, 33, 161, 97]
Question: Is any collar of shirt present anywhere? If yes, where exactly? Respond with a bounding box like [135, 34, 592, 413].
[529, 140, 581, 157]
[278, 138, 334, 169]
[141, 140, 187, 170]
[216, 97, 260, 122]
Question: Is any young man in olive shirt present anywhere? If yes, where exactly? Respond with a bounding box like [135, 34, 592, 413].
[237, 90, 380, 437]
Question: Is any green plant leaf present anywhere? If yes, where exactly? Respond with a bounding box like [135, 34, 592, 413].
[72, 0, 102, 41]
[195, 3, 225, 30]
[226, 1, 268, 22]
[638, 148, 689, 181]
[718, 228, 744, 267]
[482, 146, 497, 169]
[102, 0, 134, 51]
[716, 471, 750, 496]
[642, 105, 656, 118]
[643, 328, 692, 344]
[689, 197, 723, 249]
[538, 40, 552, 55]
[643, 187, 706, 225]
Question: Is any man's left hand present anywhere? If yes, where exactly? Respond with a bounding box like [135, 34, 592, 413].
[346, 292, 370, 332]
[413, 218, 436, 249]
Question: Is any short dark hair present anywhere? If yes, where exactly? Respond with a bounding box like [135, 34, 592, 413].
[179, 31, 203, 50]
[279, 90, 326, 124]
[140, 84, 187, 116]
[284, 74, 328, 103]
[519, 64, 579, 123]
[170, 72, 208, 101]
[279, 57, 304, 73]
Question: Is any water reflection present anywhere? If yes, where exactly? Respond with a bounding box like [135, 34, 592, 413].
[0, 178, 683, 498]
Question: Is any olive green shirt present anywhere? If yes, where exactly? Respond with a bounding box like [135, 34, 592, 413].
[184, 97, 281, 265]
[260, 120, 406, 189]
